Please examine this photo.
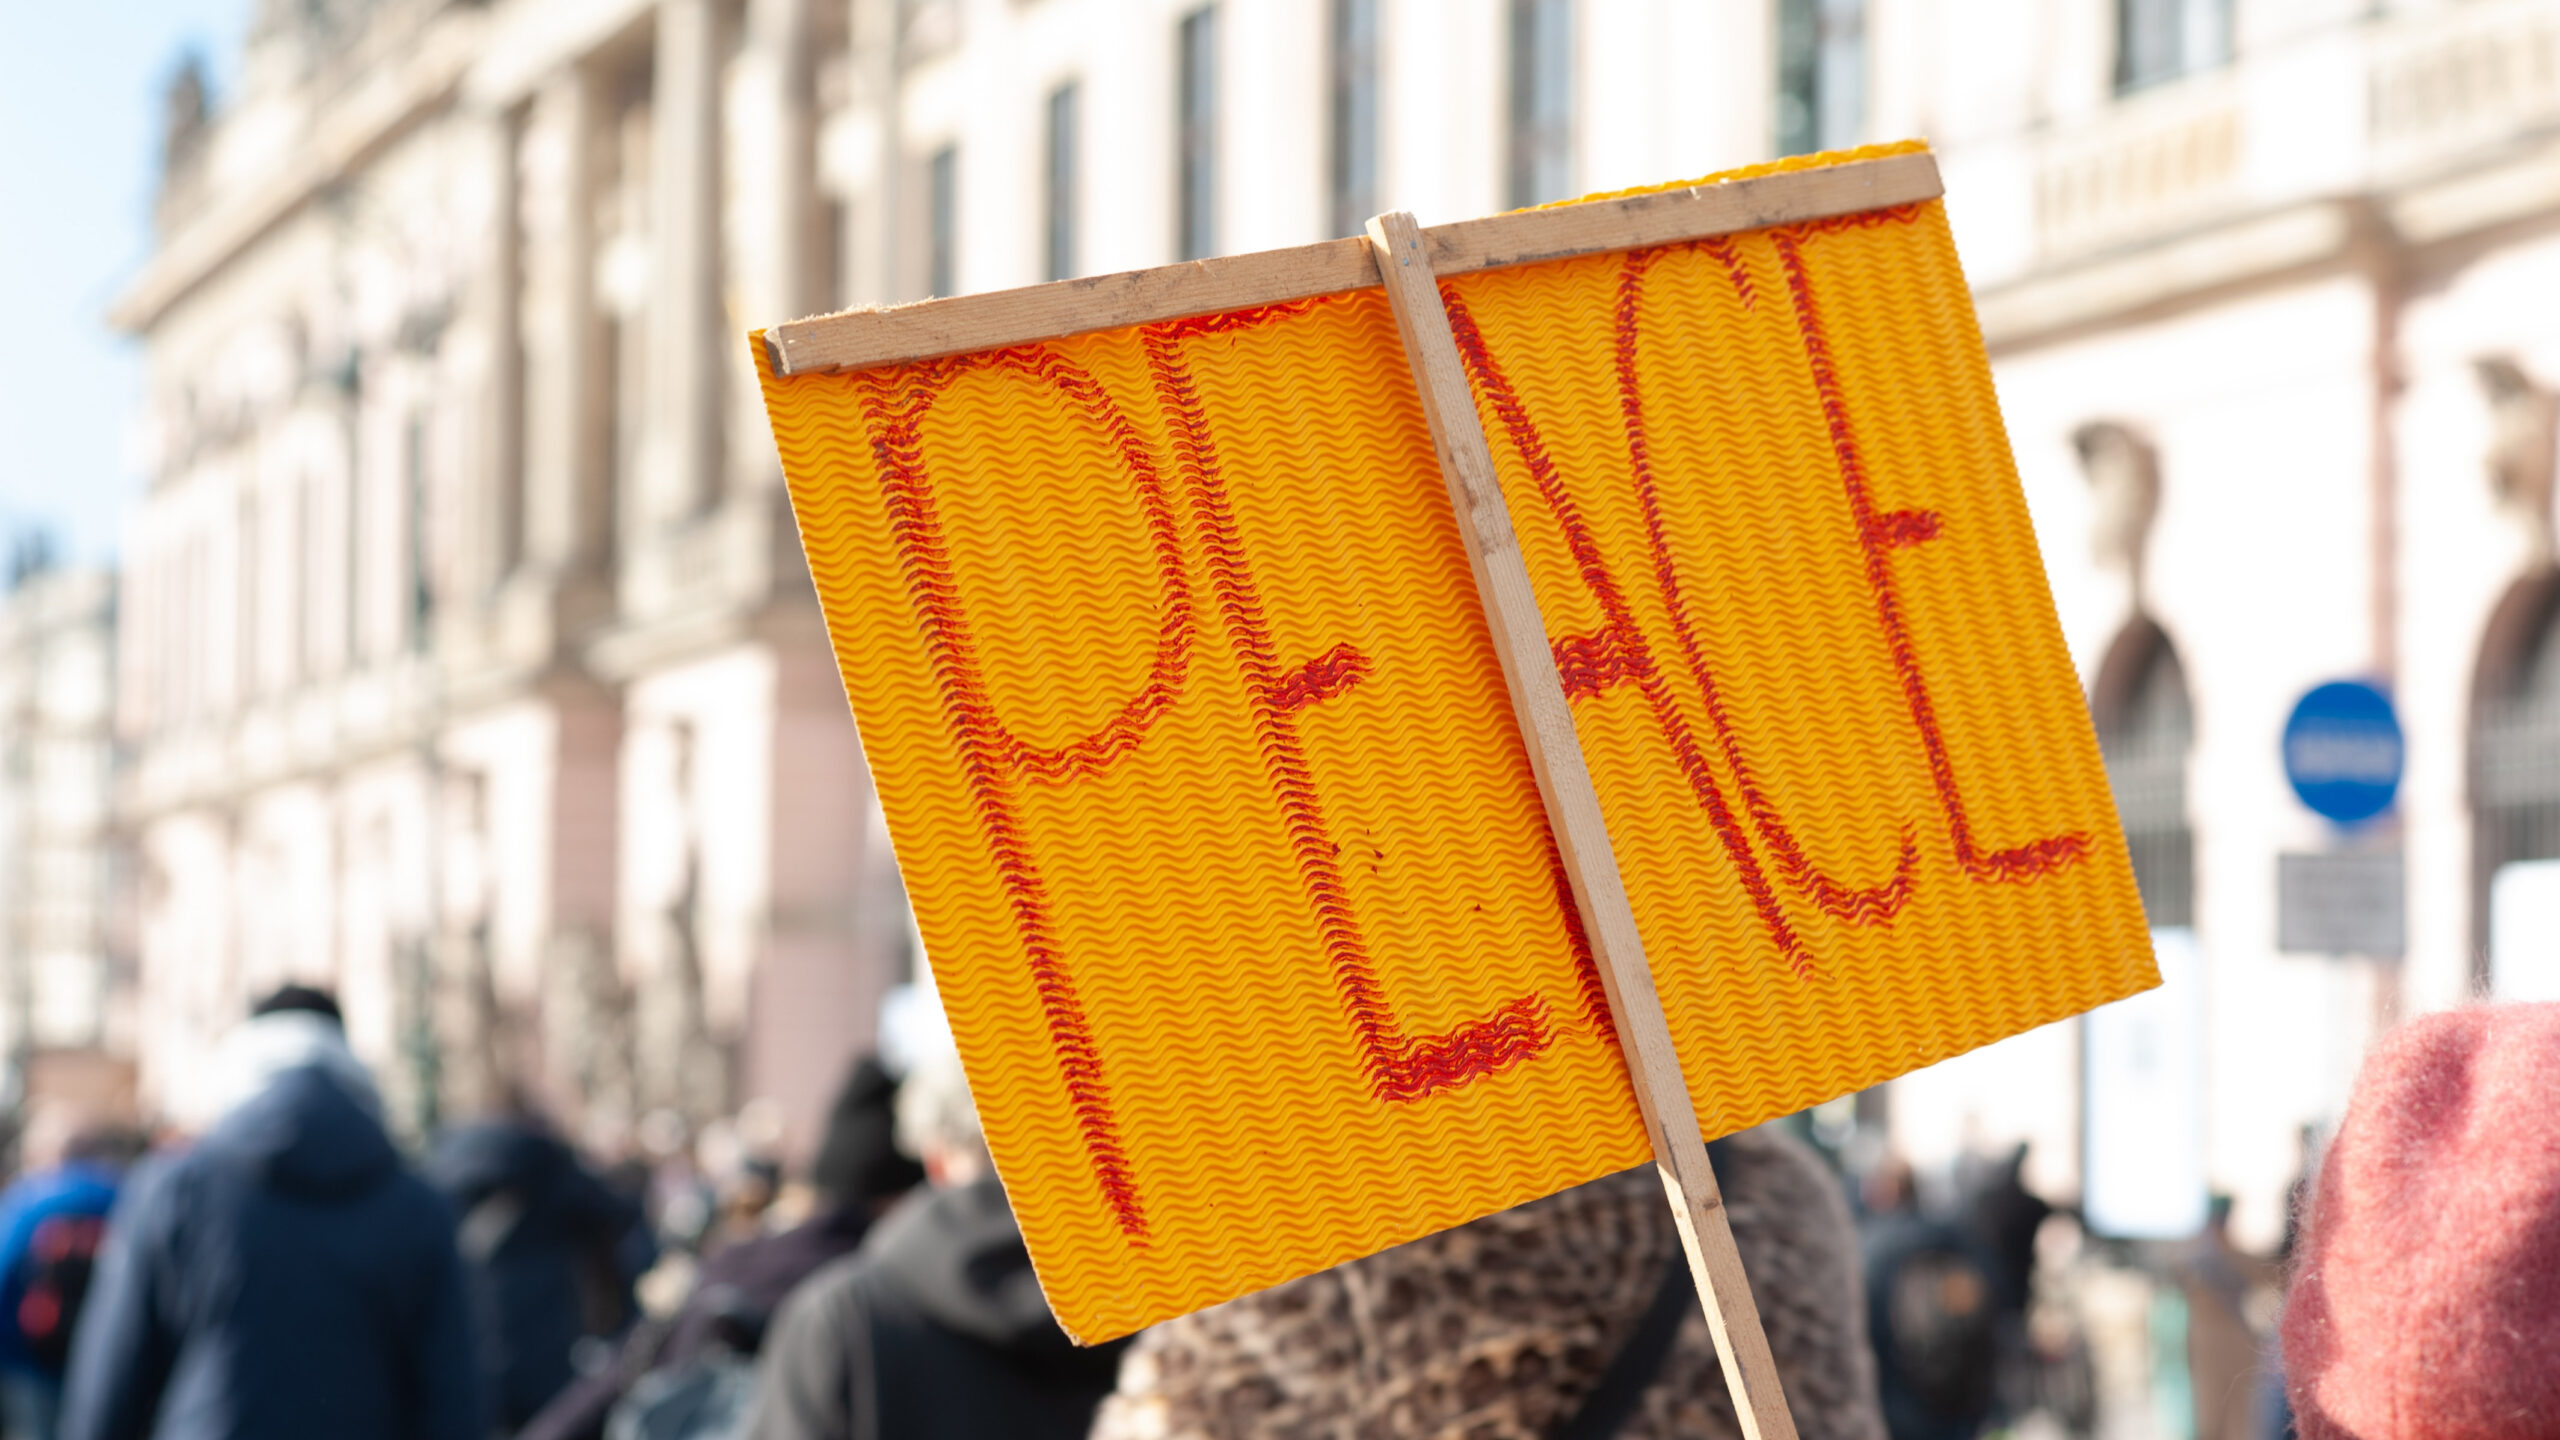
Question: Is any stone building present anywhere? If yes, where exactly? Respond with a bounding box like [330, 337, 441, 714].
[112, 0, 913, 1154]
[0, 564, 129, 1136]
[113, 0, 2560, 1224]
[1882, 0, 2560, 1255]
[728, 0, 2560, 1253]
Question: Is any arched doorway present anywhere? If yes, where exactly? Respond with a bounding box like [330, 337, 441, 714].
[2082, 615, 2206, 1238]
[2092, 616, 2195, 929]
[2472, 570, 2560, 992]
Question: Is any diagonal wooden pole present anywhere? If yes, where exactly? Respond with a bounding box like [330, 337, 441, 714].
[1365, 210, 1801, 1440]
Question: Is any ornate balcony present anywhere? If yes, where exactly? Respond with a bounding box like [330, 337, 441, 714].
[2368, 0, 2560, 180]
[2035, 75, 2247, 262]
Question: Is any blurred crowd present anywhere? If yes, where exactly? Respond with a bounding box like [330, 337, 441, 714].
[1822, 1142, 2293, 1440]
[0, 987, 2546, 1440]
[0, 978, 1134, 1440]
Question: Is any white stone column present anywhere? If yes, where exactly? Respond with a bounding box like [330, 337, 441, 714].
[116, 517, 158, 741]
[850, 0, 901, 307]
[748, 0, 818, 319]
[481, 104, 526, 591]
[525, 64, 608, 575]
[738, 0, 816, 492]
[649, 0, 724, 526]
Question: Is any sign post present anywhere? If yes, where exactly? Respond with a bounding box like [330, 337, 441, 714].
[2277, 852, 2406, 957]
[751, 142, 2158, 1428]
[1366, 208, 1797, 1438]
[2282, 681, 2404, 826]
[2278, 680, 2406, 956]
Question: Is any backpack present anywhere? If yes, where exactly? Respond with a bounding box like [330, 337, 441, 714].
[17, 1213, 106, 1374]
[1882, 1241, 1999, 1420]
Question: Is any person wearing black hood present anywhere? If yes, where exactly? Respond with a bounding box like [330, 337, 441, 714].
[56, 985, 483, 1440]
[426, 1098, 649, 1428]
[517, 1055, 926, 1440]
[743, 1045, 1123, 1440]
[1859, 1158, 2000, 1440]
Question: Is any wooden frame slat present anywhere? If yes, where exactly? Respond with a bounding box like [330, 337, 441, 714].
[1366, 207, 1803, 1440]
[765, 149, 1939, 377]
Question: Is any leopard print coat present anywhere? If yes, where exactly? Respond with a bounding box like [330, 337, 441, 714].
[1089, 1125, 1885, 1440]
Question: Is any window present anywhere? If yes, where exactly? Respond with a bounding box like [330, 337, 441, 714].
[818, 195, 849, 310]
[406, 414, 433, 655]
[1328, 0, 1379, 238]
[2095, 619, 2194, 929]
[606, 310, 638, 566]
[342, 407, 363, 670]
[1507, 0, 1573, 208]
[1176, 7, 1219, 260]
[1046, 83, 1079, 281]
[2116, 0, 2231, 94]
[927, 144, 958, 297]
[237, 490, 260, 694]
[1776, 0, 1865, 157]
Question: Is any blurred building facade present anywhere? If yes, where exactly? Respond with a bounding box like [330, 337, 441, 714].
[0, 565, 129, 1135]
[106, 0, 2560, 1227]
[765, 0, 2560, 1257]
[1883, 0, 2560, 1260]
[110, 0, 914, 1154]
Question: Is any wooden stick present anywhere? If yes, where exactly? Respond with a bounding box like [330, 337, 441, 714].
[766, 150, 1939, 376]
[1363, 209, 1802, 1440]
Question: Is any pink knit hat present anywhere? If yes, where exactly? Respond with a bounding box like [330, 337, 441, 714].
[2282, 1002, 2560, 1437]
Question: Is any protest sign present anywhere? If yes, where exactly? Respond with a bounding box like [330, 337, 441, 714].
[754, 143, 2156, 1393]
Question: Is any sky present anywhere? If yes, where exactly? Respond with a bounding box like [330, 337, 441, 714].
[0, 0, 253, 567]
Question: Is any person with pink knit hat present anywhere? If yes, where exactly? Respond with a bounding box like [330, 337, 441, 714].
[2280, 1001, 2560, 1435]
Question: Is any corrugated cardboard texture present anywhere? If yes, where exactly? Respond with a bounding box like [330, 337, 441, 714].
[754, 143, 2154, 1343]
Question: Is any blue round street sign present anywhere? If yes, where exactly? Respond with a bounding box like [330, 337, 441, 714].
[2283, 681, 2403, 824]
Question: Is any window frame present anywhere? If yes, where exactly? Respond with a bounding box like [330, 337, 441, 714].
[2114, 0, 2233, 96]
[1045, 82, 1080, 282]
[2092, 616, 2196, 931]
[1505, 0, 1575, 210]
[1176, 6, 1220, 262]
[1328, 0, 1380, 239]
[1775, 0, 1867, 158]
[926, 143, 958, 298]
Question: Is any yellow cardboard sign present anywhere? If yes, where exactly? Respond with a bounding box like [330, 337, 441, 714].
[755, 143, 2155, 1343]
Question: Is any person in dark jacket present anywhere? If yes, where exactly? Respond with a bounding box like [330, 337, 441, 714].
[1860, 1159, 1999, 1440]
[428, 1107, 648, 1428]
[1953, 1144, 2050, 1323]
[518, 1055, 925, 1440]
[56, 986, 483, 1440]
[0, 1123, 141, 1440]
[1953, 1143, 2056, 1426]
[745, 1046, 1120, 1440]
